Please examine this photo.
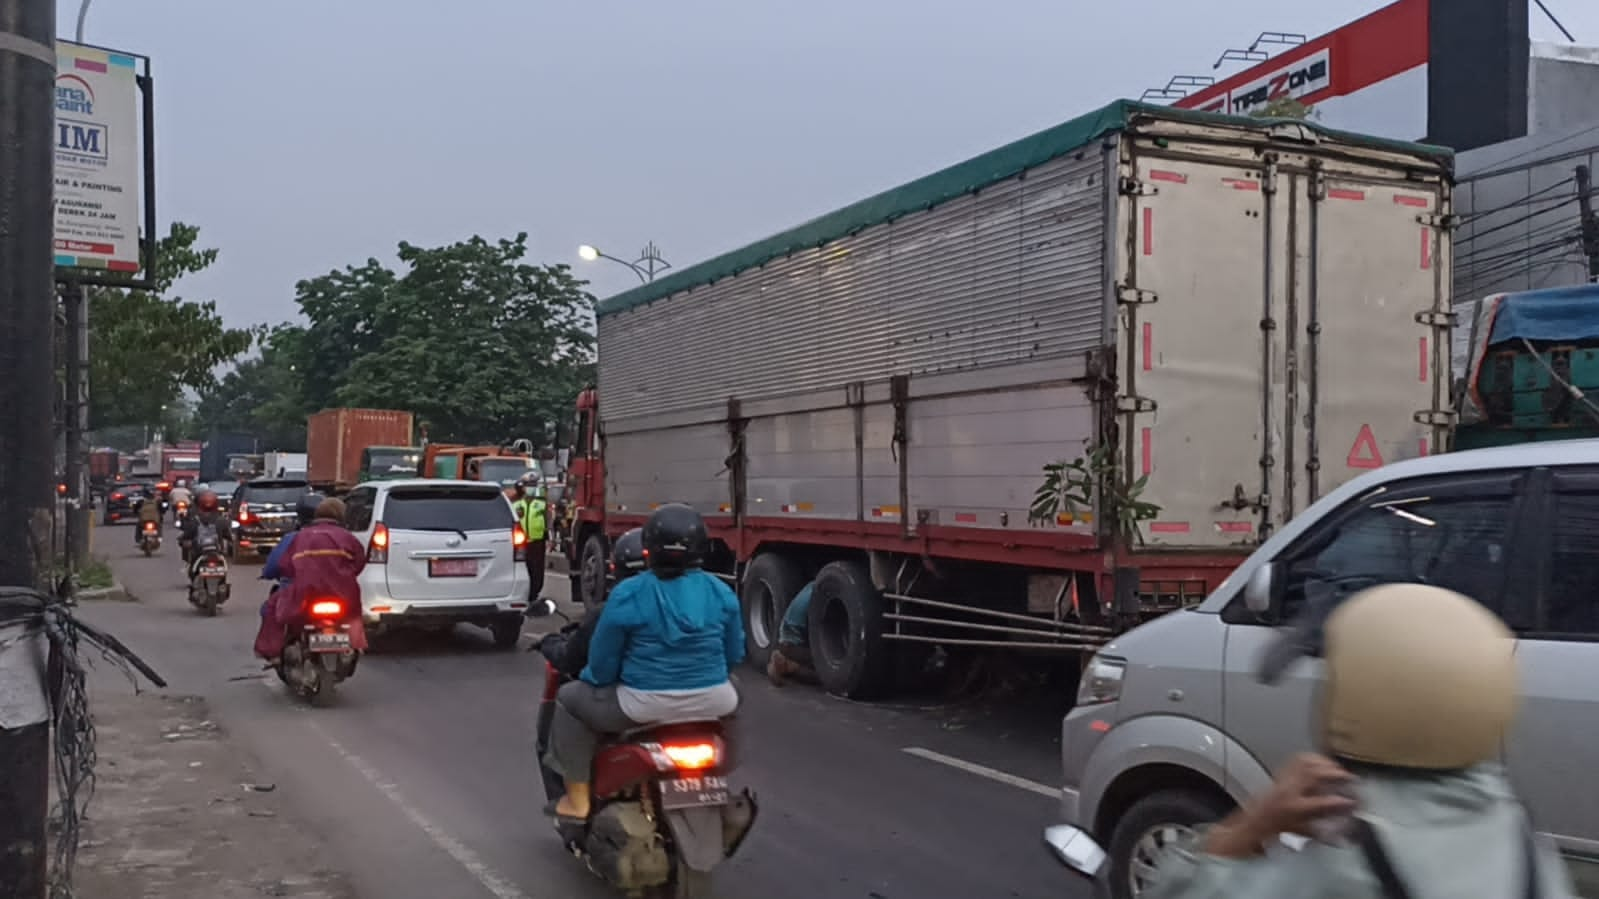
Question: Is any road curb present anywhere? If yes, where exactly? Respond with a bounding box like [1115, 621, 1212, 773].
[78, 581, 134, 603]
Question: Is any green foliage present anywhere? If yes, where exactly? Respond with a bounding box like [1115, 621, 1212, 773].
[1248, 97, 1317, 120]
[195, 233, 596, 449]
[1029, 440, 1161, 544]
[87, 223, 256, 430]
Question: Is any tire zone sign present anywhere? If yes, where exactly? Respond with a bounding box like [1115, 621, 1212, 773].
[1194, 48, 1333, 116]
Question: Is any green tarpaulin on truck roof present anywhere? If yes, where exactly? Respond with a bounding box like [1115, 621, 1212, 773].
[594, 98, 1452, 319]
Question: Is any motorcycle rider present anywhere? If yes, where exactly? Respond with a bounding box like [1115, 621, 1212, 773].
[260, 492, 325, 589]
[178, 488, 230, 565]
[253, 498, 368, 663]
[544, 504, 744, 825]
[766, 578, 820, 686]
[1148, 583, 1574, 899]
[134, 489, 164, 545]
[538, 528, 646, 678]
[169, 479, 194, 522]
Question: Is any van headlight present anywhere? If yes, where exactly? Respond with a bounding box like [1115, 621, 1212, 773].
[1076, 654, 1127, 706]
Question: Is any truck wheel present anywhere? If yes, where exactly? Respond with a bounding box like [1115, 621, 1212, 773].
[578, 535, 608, 614]
[739, 553, 803, 671]
[807, 560, 892, 699]
[1103, 789, 1231, 899]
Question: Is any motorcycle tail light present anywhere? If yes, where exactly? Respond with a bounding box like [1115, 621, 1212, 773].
[142, 521, 156, 532]
[110, 492, 124, 502]
[512, 524, 528, 562]
[309, 599, 344, 619]
[368, 523, 390, 564]
[660, 740, 720, 771]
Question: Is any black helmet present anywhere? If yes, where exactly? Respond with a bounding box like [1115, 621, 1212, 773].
[641, 504, 708, 579]
[610, 528, 646, 581]
[295, 492, 326, 528]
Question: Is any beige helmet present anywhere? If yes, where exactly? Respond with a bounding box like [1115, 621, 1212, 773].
[1321, 583, 1519, 770]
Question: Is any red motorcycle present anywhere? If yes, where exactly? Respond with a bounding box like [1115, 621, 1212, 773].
[275, 594, 359, 705]
[530, 600, 757, 898]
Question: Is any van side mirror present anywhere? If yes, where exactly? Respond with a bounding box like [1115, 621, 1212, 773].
[1243, 562, 1278, 616]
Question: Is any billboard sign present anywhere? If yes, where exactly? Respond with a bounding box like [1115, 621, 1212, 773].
[53, 40, 143, 273]
[1175, 0, 1429, 139]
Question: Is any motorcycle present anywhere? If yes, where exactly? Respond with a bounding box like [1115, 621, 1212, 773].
[529, 599, 757, 898]
[138, 519, 162, 556]
[275, 592, 359, 705]
[185, 523, 231, 616]
[173, 499, 190, 528]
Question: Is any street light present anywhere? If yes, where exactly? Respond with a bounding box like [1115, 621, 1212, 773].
[576, 241, 672, 284]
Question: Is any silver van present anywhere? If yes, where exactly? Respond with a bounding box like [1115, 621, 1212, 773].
[1043, 439, 1599, 899]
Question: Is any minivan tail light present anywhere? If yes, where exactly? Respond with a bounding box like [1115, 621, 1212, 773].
[368, 523, 390, 564]
[512, 524, 528, 562]
[237, 502, 255, 525]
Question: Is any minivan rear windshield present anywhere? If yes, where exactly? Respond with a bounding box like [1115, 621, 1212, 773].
[243, 483, 311, 505]
[384, 487, 513, 532]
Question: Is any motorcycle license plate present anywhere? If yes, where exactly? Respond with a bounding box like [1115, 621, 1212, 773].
[201, 564, 226, 577]
[659, 775, 730, 811]
[307, 631, 351, 653]
[429, 558, 476, 578]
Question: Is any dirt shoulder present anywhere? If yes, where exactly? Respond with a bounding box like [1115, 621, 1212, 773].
[70, 690, 356, 899]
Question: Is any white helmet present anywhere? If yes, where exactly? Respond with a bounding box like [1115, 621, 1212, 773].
[1320, 583, 1519, 770]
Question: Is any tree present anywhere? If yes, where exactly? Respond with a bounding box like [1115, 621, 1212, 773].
[87, 223, 256, 430]
[1249, 97, 1317, 120]
[290, 233, 596, 445]
[192, 325, 311, 449]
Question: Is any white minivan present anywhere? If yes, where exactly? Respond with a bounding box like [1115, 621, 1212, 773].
[1045, 439, 1599, 899]
[342, 479, 531, 649]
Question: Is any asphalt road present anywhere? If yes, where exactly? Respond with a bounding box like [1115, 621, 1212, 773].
[86, 525, 1091, 899]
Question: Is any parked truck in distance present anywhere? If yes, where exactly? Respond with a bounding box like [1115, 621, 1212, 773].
[89, 448, 120, 498]
[565, 99, 1455, 698]
[307, 408, 418, 495]
[162, 441, 202, 487]
[421, 441, 537, 485]
[264, 451, 308, 479]
[201, 433, 260, 482]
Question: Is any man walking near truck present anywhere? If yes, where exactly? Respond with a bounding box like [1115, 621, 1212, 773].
[512, 475, 548, 601]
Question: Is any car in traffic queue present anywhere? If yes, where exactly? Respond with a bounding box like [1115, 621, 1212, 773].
[199, 480, 240, 512]
[229, 476, 314, 561]
[1044, 438, 1599, 899]
[102, 480, 158, 525]
[341, 479, 530, 649]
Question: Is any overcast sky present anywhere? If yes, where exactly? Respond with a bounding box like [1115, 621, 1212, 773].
[58, 1, 1599, 327]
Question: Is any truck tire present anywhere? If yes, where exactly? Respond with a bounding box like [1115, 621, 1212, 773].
[578, 534, 608, 614]
[1102, 788, 1231, 899]
[807, 560, 893, 699]
[739, 552, 803, 671]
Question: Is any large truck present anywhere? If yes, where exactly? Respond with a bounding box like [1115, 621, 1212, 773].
[200, 433, 260, 482]
[564, 99, 1455, 698]
[421, 442, 537, 484]
[263, 450, 308, 478]
[161, 441, 202, 486]
[306, 408, 418, 494]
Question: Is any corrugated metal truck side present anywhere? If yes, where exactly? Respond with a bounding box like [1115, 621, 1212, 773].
[570, 100, 1453, 698]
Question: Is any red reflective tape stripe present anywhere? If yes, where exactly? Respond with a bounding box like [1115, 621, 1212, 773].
[1223, 178, 1260, 191]
[954, 512, 978, 523]
[1142, 208, 1154, 255]
[1420, 227, 1431, 269]
[1418, 336, 1428, 381]
[1328, 188, 1366, 201]
[1149, 522, 1191, 534]
[1394, 194, 1429, 208]
[1419, 437, 1430, 456]
[1142, 322, 1153, 371]
[1149, 169, 1187, 184]
[1215, 521, 1254, 534]
[1141, 428, 1153, 476]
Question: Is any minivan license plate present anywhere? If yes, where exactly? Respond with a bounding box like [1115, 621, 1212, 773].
[659, 775, 729, 810]
[429, 558, 476, 578]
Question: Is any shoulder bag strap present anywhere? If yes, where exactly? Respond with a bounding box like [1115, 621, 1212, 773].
[1352, 816, 1415, 899]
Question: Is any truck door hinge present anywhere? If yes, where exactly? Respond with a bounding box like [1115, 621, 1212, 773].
[1261, 166, 1279, 195]
[1414, 309, 1456, 329]
[1119, 177, 1158, 197]
[1414, 409, 1458, 427]
[1419, 212, 1455, 229]
[1116, 395, 1157, 414]
[1116, 283, 1158, 305]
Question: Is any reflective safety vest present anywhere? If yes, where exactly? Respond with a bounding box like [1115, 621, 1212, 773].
[515, 497, 547, 541]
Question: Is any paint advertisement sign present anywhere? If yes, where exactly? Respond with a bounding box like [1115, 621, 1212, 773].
[54, 40, 142, 273]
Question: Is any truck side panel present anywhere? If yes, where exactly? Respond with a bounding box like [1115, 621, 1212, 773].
[605, 423, 728, 517]
[595, 148, 1112, 422]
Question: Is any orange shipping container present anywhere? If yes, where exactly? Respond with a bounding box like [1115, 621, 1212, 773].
[306, 408, 414, 492]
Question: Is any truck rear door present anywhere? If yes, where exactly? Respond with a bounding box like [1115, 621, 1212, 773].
[1120, 133, 1448, 548]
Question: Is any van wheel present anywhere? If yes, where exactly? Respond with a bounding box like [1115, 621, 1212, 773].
[578, 535, 608, 614]
[740, 553, 803, 671]
[1103, 789, 1232, 899]
[807, 560, 892, 699]
[490, 616, 522, 651]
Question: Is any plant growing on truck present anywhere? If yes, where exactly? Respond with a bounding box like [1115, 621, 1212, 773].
[1029, 440, 1161, 545]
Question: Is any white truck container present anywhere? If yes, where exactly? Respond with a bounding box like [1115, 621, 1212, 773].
[263, 451, 308, 478]
[575, 100, 1455, 697]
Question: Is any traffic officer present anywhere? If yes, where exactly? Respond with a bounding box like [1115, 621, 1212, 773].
[511, 475, 548, 601]
[1148, 583, 1574, 899]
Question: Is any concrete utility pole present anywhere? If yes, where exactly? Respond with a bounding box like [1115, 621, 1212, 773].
[1576, 165, 1599, 283]
[0, 0, 59, 895]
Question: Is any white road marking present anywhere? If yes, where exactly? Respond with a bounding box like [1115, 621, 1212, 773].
[308, 721, 534, 899]
[901, 747, 1060, 799]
